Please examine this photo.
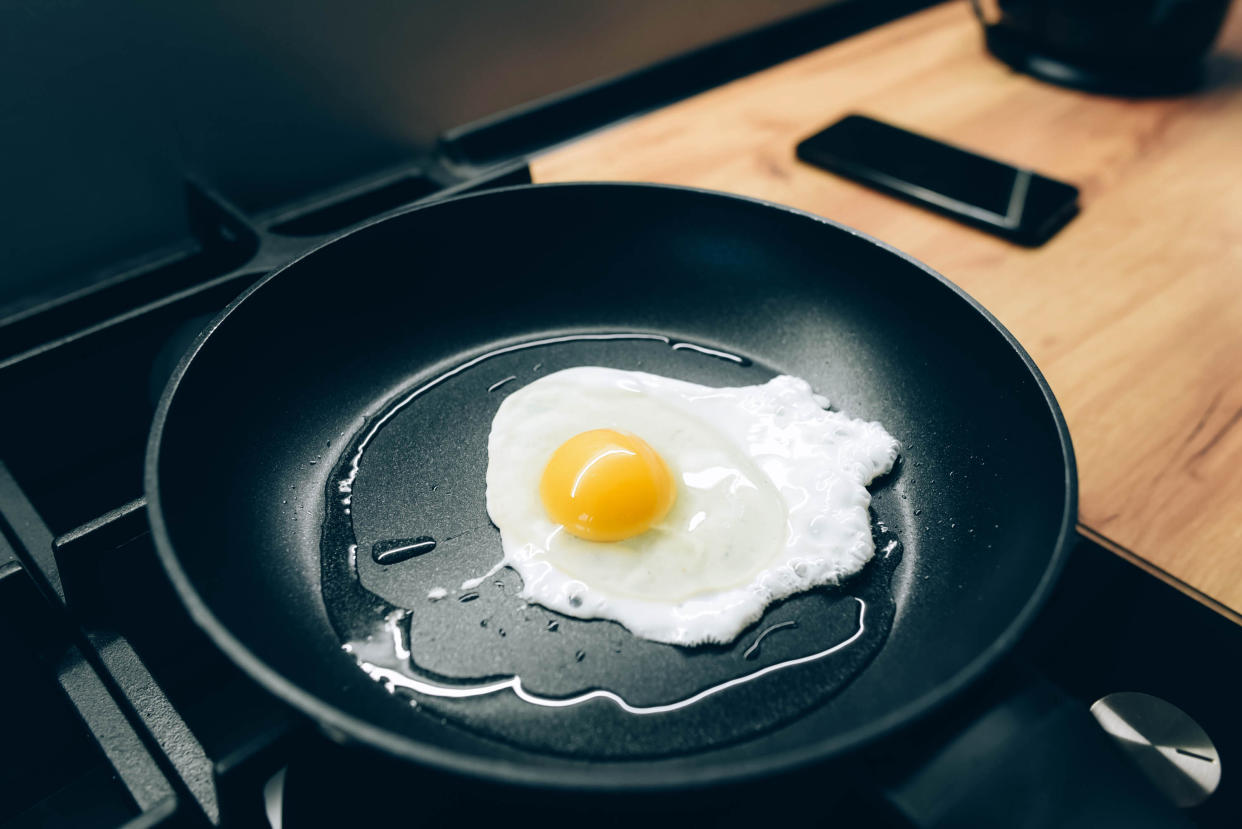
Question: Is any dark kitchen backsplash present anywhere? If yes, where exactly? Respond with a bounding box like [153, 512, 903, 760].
[1, 0, 845, 318]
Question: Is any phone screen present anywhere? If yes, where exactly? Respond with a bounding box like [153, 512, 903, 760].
[796, 115, 1078, 245]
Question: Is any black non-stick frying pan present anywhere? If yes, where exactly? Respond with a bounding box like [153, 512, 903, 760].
[146, 183, 1077, 791]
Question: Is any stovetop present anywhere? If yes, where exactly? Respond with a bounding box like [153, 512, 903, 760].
[2, 156, 1239, 828]
[2, 7, 1240, 823]
[0, 160, 526, 829]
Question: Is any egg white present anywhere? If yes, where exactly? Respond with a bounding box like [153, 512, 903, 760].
[484, 367, 898, 646]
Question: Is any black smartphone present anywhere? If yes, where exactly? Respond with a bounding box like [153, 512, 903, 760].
[796, 114, 1079, 246]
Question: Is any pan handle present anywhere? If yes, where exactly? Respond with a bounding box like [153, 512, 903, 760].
[870, 664, 1195, 828]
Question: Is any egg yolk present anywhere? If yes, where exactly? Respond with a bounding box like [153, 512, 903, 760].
[539, 429, 676, 542]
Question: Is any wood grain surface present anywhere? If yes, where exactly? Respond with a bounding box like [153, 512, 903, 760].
[533, 1, 1242, 618]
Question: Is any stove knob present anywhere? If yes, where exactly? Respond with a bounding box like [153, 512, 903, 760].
[1090, 691, 1220, 808]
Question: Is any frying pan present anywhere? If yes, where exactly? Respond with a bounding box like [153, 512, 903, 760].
[146, 183, 1076, 790]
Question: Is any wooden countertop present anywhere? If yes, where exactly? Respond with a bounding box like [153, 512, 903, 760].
[534, 1, 1242, 620]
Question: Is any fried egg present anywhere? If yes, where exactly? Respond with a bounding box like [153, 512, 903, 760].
[484, 367, 898, 646]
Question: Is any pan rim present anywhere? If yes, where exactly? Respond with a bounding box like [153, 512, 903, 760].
[145, 181, 1077, 791]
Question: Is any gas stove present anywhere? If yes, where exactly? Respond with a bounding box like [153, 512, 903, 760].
[3, 5, 1239, 827]
[3, 157, 1239, 828]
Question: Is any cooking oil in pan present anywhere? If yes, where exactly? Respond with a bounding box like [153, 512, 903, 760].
[345, 595, 869, 715]
[320, 332, 906, 759]
[371, 537, 436, 565]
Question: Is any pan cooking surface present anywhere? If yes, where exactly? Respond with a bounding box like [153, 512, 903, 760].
[148, 183, 1073, 785]
[322, 334, 909, 758]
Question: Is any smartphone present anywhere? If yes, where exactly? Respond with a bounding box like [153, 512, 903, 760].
[796, 114, 1079, 246]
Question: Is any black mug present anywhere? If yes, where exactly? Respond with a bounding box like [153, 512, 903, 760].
[972, 0, 1234, 94]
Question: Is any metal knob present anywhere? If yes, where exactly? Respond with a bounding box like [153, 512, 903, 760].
[1090, 691, 1221, 808]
